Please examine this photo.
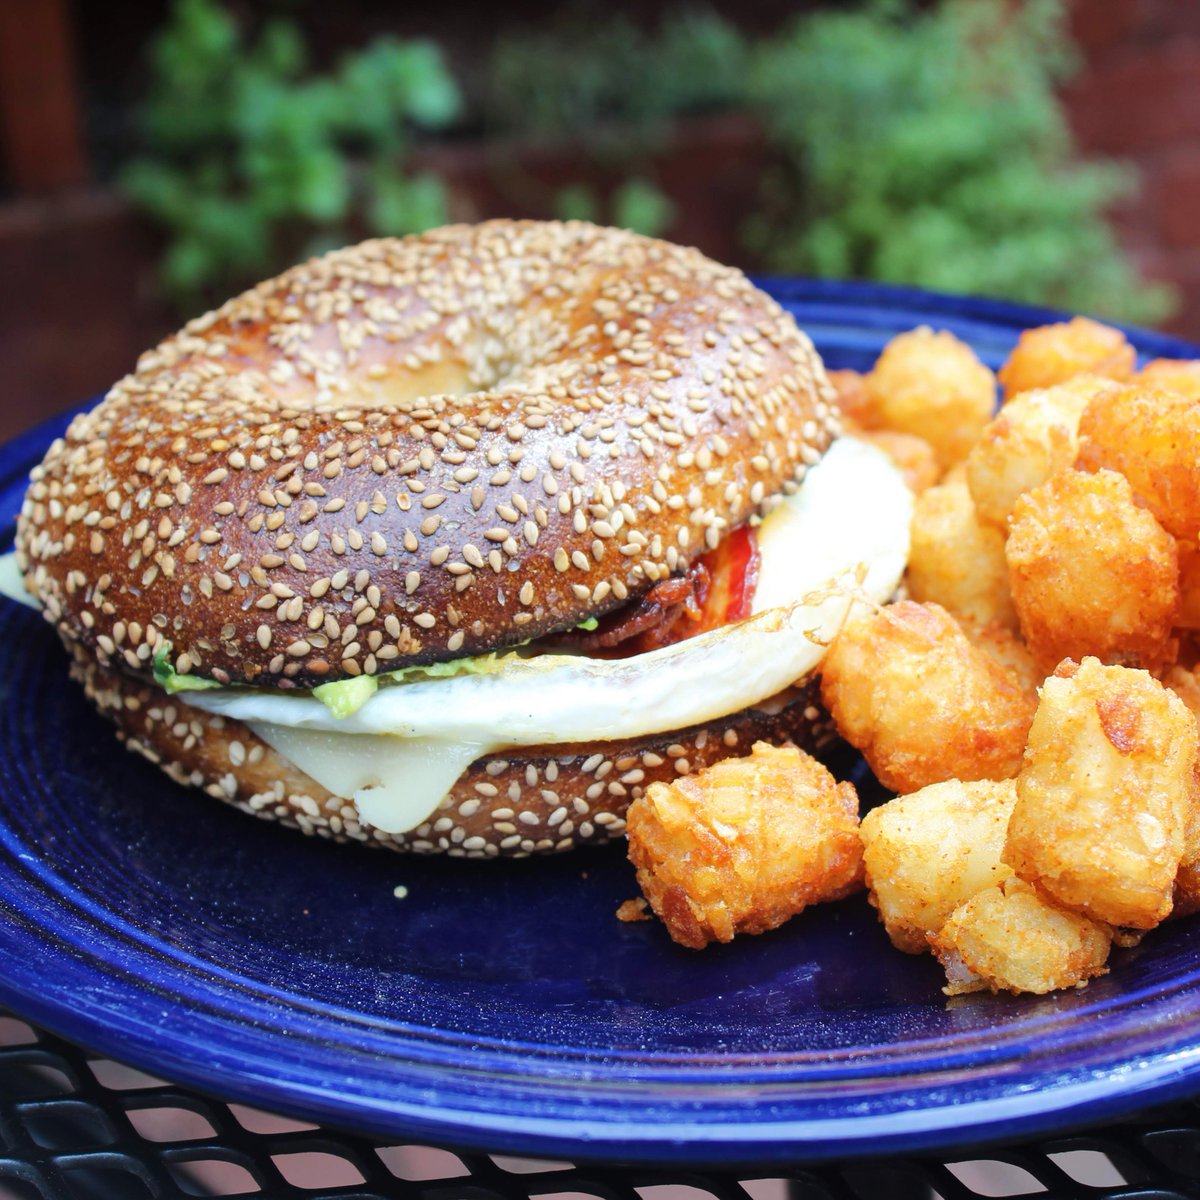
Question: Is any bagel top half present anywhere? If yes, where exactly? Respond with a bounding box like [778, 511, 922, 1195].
[17, 220, 838, 690]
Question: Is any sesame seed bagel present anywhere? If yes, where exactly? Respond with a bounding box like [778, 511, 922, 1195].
[71, 641, 832, 857]
[17, 219, 836, 689]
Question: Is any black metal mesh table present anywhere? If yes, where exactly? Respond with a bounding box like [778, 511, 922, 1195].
[0, 1013, 1197, 1200]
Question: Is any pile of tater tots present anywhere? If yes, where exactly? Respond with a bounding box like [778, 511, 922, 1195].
[625, 316, 1200, 998]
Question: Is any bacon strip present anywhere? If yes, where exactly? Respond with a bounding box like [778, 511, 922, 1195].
[551, 525, 760, 658]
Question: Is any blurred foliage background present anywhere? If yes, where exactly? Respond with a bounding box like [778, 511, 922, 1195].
[122, 0, 461, 304]
[119, 0, 1175, 323]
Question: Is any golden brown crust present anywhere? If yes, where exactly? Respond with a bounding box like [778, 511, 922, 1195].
[997, 316, 1134, 401]
[819, 600, 1035, 794]
[72, 645, 835, 857]
[18, 220, 836, 690]
[626, 741, 862, 949]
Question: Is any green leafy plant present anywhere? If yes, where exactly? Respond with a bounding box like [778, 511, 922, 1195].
[487, 8, 747, 140]
[488, 7, 732, 241]
[553, 178, 677, 238]
[743, 0, 1174, 323]
[122, 0, 461, 311]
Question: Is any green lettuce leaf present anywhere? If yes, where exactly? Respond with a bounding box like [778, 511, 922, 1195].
[313, 674, 379, 718]
[311, 650, 531, 718]
[152, 642, 222, 694]
[382, 651, 527, 685]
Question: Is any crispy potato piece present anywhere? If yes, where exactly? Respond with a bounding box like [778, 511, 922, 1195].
[1176, 541, 1200, 631]
[1006, 657, 1197, 929]
[615, 898, 651, 922]
[1174, 777, 1200, 919]
[820, 601, 1035, 793]
[907, 474, 1017, 631]
[961, 618, 1042, 696]
[864, 327, 997, 470]
[1176, 865, 1200, 919]
[931, 879, 1112, 996]
[860, 779, 1017, 954]
[997, 316, 1135, 401]
[1166, 664, 1200, 723]
[1174, 772, 1200, 919]
[851, 430, 940, 495]
[965, 376, 1115, 529]
[1005, 468, 1179, 675]
[1137, 358, 1200, 400]
[625, 742, 862, 950]
[1176, 634, 1200, 671]
[1163, 669, 1200, 917]
[827, 368, 880, 430]
[1076, 383, 1200, 541]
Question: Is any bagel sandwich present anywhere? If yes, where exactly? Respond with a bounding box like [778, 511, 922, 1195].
[8, 220, 911, 857]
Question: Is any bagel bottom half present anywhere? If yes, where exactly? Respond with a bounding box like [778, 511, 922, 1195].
[70, 643, 835, 858]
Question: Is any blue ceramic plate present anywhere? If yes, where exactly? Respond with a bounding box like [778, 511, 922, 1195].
[0, 281, 1199, 1166]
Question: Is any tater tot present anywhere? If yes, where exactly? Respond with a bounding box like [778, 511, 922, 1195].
[1005, 468, 1179, 675]
[1137, 358, 1200, 401]
[997, 316, 1135, 401]
[827, 368, 880, 430]
[965, 376, 1115, 529]
[960, 618, 1042, 696]
[1166, 664, 1200, 723]
[1178, 542, 1200, 631]
[625, 742, 862, 950]
[1161, 664, 1200, 918]
[864, 328, 997, 470]
[1163, 669, 1200, 918]
[907, 474, 1017, 631]
[820, 601, 1035, 793]
[1076, 384, 1200, 541]
[860, 778, 1017, 954]
[931, 879, 1112, 996]
[1174, 780, 1200, 920]
[850, 430, 940, 495]
[1006, 657, 1197, 929]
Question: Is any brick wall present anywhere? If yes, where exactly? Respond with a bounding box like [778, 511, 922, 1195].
[1066, 0, 1200, 340]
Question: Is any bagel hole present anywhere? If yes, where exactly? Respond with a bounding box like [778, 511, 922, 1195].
[363, 359, 479, 409]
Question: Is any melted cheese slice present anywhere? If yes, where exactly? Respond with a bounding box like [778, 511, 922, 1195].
[252, 724, 488, 834]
